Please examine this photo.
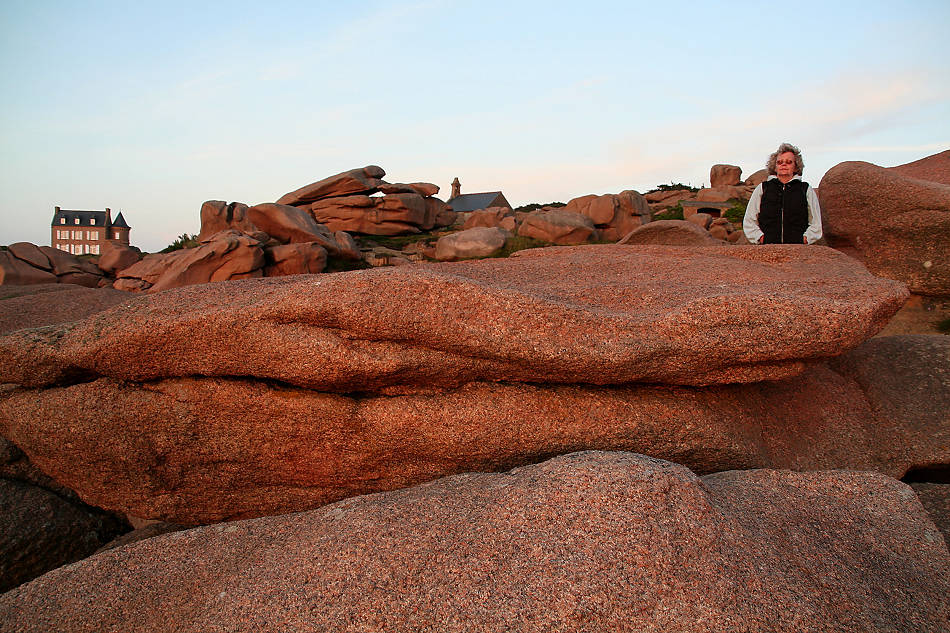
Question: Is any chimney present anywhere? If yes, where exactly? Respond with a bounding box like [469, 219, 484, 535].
[450, 177, 461, 200]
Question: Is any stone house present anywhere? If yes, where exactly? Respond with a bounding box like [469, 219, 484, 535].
[50, 207, 130, 255]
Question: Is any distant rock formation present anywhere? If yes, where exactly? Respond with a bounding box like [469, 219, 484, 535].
[0, 243, 104, 287]
[277, 166, 456, 235]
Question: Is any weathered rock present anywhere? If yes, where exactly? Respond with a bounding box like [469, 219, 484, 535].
[245, 203, 334, 245]
[309, 193, 451, 236]
[708, 225, 729, 240]
[745, 168, 768, 186]
[434, 227, 508, 261]
[912, 484, 950, 544]
[2, 331, 939, 525]
[115, 231, 264, 293]
[710, 164, 742, 187]
[96, 242, 141, 276]
[276, 165, 386, 206]
[563, 191, 651, 241]
[644, 189, 689, 204]
[686, 212, 712, 229]
[7, 243, 52, 271]
[332, 231, 361, 260]
[695, 186, 745, 203]
[262, 242, 327, 276]
[95, 521, 187, 554]
[618, 220, 724, 246]
[1, 452, 946, 632]
[198, 200, 255, 241]
[0, 285, 134, 335]
[889, 149, 950, 185]
[0, 245, 907, 391]
[0, 251, 57, 285]
[377, 181, 440, 197]
[819, 160, 950, 296]
[0, 479, 128, 593]
[462, 207, 514, 230]
[517, 209, 597, 245]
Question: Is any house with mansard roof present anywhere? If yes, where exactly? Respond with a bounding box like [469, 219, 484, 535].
[51, 206, 131, 255]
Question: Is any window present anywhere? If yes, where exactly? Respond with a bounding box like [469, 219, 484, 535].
[91, 244, 99, 255]
[74, 218, 80, 224]
[91, 218, 96, 225]
[114, 231, 120, 239]
[60, 218, 66, 224]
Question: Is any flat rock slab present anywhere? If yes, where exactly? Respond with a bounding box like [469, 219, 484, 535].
[0, 245, 907, 391]
[3, 336, 944, 524]
[0, 285, 137, 335]
[1, 452, 946, 632]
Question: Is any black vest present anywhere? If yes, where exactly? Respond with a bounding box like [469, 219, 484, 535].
[759, 178, 810, 244]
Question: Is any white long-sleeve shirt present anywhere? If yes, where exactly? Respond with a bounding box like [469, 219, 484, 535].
[743, 175, 823, 244]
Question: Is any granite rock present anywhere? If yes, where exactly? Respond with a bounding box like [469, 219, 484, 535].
[1, 452, 946, 632]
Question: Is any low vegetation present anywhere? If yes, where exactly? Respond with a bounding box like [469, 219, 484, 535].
[652, 204, 684, 221]
[161, 233, 199, 253]
[513, 202, 566, 213]
[646, 182, 698, 194]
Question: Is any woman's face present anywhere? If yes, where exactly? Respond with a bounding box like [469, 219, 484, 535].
[776, 151, 797, 180]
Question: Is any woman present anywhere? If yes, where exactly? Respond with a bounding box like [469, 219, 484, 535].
[743, 142, 822, 245]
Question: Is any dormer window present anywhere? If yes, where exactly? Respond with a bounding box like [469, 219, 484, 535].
[60, 218, 66, 224]
[91, 218, 96, 225]
[74, 218, 80, 224]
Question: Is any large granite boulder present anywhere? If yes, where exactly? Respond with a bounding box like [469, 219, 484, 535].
[0, 479, 128, 593]
[819, 159, 950, 296]
[710, 164, 742, 187]
[276, 165, 386, 206]
[114, 231, 265, 293]
[0, 244, 103, 287]
[1, 452, 946, 632]
[618, 220, 724, 246]
[309, 192, 453, 235]
[0, 245, 908, 392]
[563, 191, 651, 241]
[517, 209, 597, 245]
[0, 285, 134, 335]
[888, 149, 950, 185]
[95, 242, 141, 276]
[434, 227, 508, 261]
[0, 337, 944, 524]
[262, 242, 327, 276]
[462, 207, 516, 231]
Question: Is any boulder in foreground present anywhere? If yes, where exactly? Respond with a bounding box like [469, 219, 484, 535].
[819, 159, 950, 296]
[2, 336, 944, 524]
[1, 452, 946, 633]
[0, 245, 908, 391]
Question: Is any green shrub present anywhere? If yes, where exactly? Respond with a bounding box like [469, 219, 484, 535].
[724, 199, 746, 225]
[160, 233, 199, 253]
[492, 235, 550, 258]
[652, 204, 684, 221]
[646, 182, 698, 194]
[513, 202, 566, 213]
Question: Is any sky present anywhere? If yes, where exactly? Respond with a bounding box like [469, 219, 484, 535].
[1, 0, 948, 253]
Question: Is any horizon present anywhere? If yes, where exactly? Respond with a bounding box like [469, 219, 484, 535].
[2, 0, 948, 253]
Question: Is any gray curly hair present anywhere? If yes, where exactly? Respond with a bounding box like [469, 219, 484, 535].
[766, 142, 804, 176]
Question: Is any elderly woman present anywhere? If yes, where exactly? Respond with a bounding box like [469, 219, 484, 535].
[743, 142, 822, 244]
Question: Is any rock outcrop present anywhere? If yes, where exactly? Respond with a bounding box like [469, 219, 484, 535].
[618, 220, 725, 246]
[517, 209, 597, 245]
[0, 479, 128, 593]
[0, 243, 103, 287]
[1, 452, 946, 633]
[888, 149, 950, 185]
[0, 245, 907, 392]
[0, 285, 134, 335]
[114, 230, 265, 292]
[275, 166, 455, 235]
[562, 191, 651, 241]
[710, 164, 742, 187]
[1, 340, 946, 525]
[819, 159, 950, 296]
[434, 227, 508, 261]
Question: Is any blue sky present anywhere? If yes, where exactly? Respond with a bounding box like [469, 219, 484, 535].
[2, 0, 948, 252]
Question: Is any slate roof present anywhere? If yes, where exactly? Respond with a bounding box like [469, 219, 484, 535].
[111, 212, 130, 229]
[447, 192, 506, 213]
[52, 209, 108, 227]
